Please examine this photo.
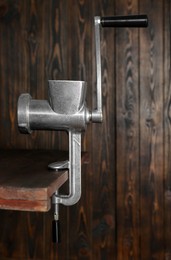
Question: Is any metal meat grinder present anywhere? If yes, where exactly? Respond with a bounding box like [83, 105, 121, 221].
[17, 15, 148, 243]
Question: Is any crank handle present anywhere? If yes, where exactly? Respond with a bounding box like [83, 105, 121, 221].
[93, 14, 148, 123]
[101, 14, 148, 28]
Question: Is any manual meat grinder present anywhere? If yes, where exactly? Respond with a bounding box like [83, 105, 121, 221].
[17, 15, 148, 243]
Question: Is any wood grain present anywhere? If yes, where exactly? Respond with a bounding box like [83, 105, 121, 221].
[140, 1, 165, 259]
[115, 0, 140, 259]
[0, 0, 170, 259]
[0, 150, 68, 211]
[91, 0, 116, 259]
[164, 0, 171, 258]
[67, 1, 93, 259]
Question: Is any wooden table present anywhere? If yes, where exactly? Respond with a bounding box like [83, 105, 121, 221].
[0, 150, 69, 212]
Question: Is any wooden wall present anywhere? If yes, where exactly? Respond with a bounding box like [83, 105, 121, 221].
[0, 0, 170, 259]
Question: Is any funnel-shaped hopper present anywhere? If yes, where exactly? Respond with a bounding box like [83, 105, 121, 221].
[48, 80, 87, 114]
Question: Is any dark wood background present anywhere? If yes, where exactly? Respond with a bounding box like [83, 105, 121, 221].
[0, 0, 170, 259]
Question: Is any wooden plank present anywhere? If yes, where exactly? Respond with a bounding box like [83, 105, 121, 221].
[0, 210, 45, 259]
[0, 198, 50, 212]
[0, 0, 21, 148]
[164, 0, 171, 258]
[139, 0, 165, 259]
[115, 0, 140, 259]
[92, 0, 116, 259]
[0, 150, 68, 211]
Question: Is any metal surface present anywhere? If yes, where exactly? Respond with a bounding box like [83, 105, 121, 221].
[52, 190, 61, 243]
[92, 16, 103, 123]
[48, 80, 87, 114]
[48, 160, 69, 171]
[18, 82, 90, 133]
[18, 93, 32, 134]
[18, 80, 84, 206]
[20, 97, 89, 131]
[52, 131, 81, 206]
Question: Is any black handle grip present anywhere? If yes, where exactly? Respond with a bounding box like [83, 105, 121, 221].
[101, 14, 148, 28]
[52, 220, 61, 243]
